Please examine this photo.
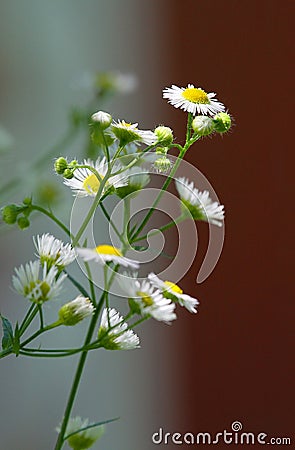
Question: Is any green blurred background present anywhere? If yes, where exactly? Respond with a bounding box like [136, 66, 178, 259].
[0, 1, 173, 449]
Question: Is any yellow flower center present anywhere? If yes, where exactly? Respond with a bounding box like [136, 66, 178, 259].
[164, 281, 183, 294]
[137, 291, 154, 306]
[182, 87, 209, 104]
[82, 173, 103, 194]
[95, 245, 122, 256]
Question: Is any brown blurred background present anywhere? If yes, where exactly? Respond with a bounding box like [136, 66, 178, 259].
[150, 0, 294, 447]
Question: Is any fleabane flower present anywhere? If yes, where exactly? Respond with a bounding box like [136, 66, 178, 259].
[12, 261, 66, 304]
[148, 273, 199, 314]
[120, 273, 177, 323]
[57, 416, 104, 450]
[58, 295, 95, 326]
[175, 177, 225, 227]
[116, 166, 150, 198]
[163, 84, 225, 116]
[33, 233, 76, 270]
[63, 157, 126, 197]
[76, 244, 139, 269]
[98, 308, 140, 350]
[111, 120, 157, 146]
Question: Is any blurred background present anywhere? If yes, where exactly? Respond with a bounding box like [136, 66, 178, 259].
[0, 0, 294, 449]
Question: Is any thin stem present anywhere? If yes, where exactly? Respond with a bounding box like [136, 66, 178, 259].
[84, 262, 97, 306]
[130, 146, 186, 242]
[19, 304, 37, 336]
[130, 114, 197, 242]
[71, 168, 111, 247]
[53, 292, 106, 450]
[64, 270, 90, 299]
[132, 215, 185, 243]
[100, 202, 122, 240]
[38, 305, 44, 329]
[31, 205, 72, 238]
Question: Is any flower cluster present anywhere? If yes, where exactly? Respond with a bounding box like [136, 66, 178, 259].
[1, 81, 232, 449]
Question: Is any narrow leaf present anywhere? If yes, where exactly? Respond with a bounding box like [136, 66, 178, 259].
[64, 417, 119, 440]
[1, 315, 14, 350]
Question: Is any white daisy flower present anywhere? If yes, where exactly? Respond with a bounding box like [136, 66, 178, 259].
[12, 261, 66, 304]
[76, 244, 139, 269]
[63, 157, 126, 197]
[120, 273, 177, 323]
[58, 295, 95, 326]
[111, 120, 157, 146]
[57, 416, 104, 449]
[163, 84, 225, 116]
[33, 233, 76, 270]
[175, 177, 225, 227]
[148, 273, 199, 314]
[98, 308, 140, 350]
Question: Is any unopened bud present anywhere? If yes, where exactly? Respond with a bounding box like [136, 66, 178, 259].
[63, 168, 74, 179]
[153, 156, 173, 173]
[91, 111, 112, 130]
[192, 116, 214, 136]
[58, 296, 94, 326]
[2, 204, 19, 224]
[54, 157, 68, 175]
[213, 112, 231, 133]
[154, 126, 174, 146]
[17, 216, 30, 230]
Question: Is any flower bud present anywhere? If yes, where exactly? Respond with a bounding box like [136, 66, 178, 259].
[213, 112, 231, 133]
[2, 204, 19, 224]
[58, 296, 94, 326]
[155, 146, 168, 155]
[91, 111, 112, 130]
[63, 168, 74, 179]
[192, 116, 214, 136]
[54, 157, 68, 175]
[154, 126, 174, 146]
[17, 216, 30, 230]
[58, 417, 104, 450]
[153, 156, 173, 173]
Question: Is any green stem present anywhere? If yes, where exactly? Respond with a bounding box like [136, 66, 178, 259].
[100, 202, 122, 240]
[130, 114, 196, 242]
[53, 292, 106, 450]
[130, 146, 186, 242]
[19, 304, 37, 336]
[132, 214, 185, 243]
[71, 168, 111, 247]
[31, 205, 72, 238]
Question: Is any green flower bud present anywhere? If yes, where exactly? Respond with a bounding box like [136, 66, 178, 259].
[63, 168, 74, 179]
[58, 417, 104, 450]
[192, 116, 215, 136]
[91, 111, 112, 130]
[54, 157, 68, 175]
[153, 156, 173, 173]
[22, 197, 32, 206]
[213, 112, 231, 133]
[17, 216, 30, 230]
[155, 146, 168, 155]
[58, 296, 94, 326]
[2, 204, 19, 224]
[154, 126, 174, 146]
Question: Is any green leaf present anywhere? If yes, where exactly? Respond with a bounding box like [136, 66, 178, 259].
[64, 417, 119, 441]
[1, 315, 14, 350]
